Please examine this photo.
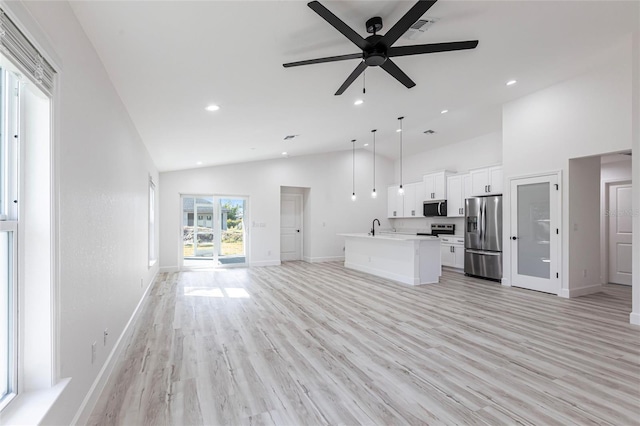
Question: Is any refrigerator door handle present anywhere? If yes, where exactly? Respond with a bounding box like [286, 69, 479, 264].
[466, 249, 501, 256]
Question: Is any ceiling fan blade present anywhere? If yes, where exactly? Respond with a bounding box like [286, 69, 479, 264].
[389, 40, 479, 58]
[335, 61, 368, 95]
[283, 53, 362, 68]
[380, 59, 415, 89]
[308, 1, 368, 51]
[382, 0, 438, 47]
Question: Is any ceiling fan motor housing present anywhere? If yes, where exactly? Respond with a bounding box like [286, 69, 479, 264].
[363, 34, 387, 66]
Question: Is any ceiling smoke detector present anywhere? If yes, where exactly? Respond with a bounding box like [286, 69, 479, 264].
[403, 17, 439, 40]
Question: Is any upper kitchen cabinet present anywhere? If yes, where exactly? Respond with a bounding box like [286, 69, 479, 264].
[446, 174, 470, 217]
[387, 185, 404, 218]
[423, 171, 455, 201]
[402, 182, 425, 218]
[469, 165, 503, 196]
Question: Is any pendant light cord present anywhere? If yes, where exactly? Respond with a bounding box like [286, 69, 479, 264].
[352, 139, 356, 196]
[398, 117, 404, 189]
[372, 129, 376, 193]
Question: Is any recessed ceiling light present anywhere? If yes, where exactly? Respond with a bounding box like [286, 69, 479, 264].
[196, 161, 203, 165]
[396, 128, 402, 133]
[282, 151, 288, 156]
[506, 80, 517, 86]
[441, 109, 448, 114]
[354, 99, 364, 106]
[364, 143, 369, 147]
[205, 104, 220, 111]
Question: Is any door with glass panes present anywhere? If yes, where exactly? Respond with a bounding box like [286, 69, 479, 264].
[181, 195, 247, 267]
[510, 174, 560, 294]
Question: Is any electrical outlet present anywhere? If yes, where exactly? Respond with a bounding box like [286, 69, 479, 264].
[267, 250, 271, 256]
[140, 278, 144, 288]
[583, 269, 587, 278]
[91, 341, 96, 364]
[103, 329, 109, 346]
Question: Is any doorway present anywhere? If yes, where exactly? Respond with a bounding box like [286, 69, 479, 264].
[607, 181, 633, 285]
[509, 173, 560, 294]
[280, 193, 302, 261]
[181, 195, 248, 268]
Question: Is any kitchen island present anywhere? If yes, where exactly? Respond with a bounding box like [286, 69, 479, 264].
[339, 233, 441, 285]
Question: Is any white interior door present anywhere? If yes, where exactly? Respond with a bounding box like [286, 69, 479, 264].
[510, 174, 560, 294]
[608, 183, 633, 285]
[280, 194, 302, 261]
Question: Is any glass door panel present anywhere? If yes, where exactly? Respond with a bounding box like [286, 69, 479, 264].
[218, 198, 246, 265]
[183, 196, 215, 267]
[517, 183, 550, 279]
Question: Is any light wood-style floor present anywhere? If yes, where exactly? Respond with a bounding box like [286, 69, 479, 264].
[88, 262, 640, 425]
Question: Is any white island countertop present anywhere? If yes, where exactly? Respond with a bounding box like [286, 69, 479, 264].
[338, 233, 439, 241]
[339, 233, 441, 285]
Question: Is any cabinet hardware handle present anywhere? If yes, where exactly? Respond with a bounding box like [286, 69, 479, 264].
[488, 184, 491, 193]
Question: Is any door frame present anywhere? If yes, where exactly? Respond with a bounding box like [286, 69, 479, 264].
[508, 170, 562, 295]
[601, 179, 632, 285]
[280, 193, 303, 261]
[179, 193, 250, 270]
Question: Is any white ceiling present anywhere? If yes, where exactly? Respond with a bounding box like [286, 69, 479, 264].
[69, 1, 638, 172]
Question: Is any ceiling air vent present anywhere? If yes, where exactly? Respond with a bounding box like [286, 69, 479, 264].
[424, 129, 436, 135]
[283, 135, 298, 140]
[403, 17, 439, 40]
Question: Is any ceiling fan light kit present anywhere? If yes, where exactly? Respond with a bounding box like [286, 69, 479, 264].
[283, 0, 479, 95]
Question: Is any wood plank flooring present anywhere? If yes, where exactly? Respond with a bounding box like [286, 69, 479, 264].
[88, 262, 640, 425]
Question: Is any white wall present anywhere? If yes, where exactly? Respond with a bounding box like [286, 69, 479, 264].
[389, 132, 502, 235]
[1, 2, 160, 424]
[159, 150, 394, 268]
[568, 157, 601, 295]
[632, 26, 640, 325]
[502, 35, 634, 296]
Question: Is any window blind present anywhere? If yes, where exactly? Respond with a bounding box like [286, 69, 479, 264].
[0, 7, 56, 93]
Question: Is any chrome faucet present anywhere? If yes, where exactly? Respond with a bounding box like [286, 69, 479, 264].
[371, 218, 381, 236]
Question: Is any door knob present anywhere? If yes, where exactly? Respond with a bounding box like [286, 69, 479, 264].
[511, 236, 517, 240]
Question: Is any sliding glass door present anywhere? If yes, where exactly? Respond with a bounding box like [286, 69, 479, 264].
[182, 195, 247, 268]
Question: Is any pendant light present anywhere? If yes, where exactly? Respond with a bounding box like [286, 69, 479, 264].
[351, 139, 356, 201]
[398, 116, 405, 195]
[371, 129, 377, 198]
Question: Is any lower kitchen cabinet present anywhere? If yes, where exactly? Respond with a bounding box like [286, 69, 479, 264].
[440, 236, 465, 269]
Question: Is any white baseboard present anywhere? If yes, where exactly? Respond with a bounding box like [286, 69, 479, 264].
[308, 256, 344, 263]
[71, 272, 158, 425]
[559, 284, 602, 298]
[250, 260, 281, 267]
[630, 312, 640, 326]
[159, 266, 179, 273]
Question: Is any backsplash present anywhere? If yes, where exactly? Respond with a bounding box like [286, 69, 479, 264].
[388, 216, 465, 235]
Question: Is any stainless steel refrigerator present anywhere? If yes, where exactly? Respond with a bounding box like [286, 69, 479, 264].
[465, 195, 502, 281]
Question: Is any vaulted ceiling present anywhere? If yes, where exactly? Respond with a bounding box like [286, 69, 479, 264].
[69, 1, 638, 172]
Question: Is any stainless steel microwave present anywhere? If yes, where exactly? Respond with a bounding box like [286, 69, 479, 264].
[423, 200, 447, 217]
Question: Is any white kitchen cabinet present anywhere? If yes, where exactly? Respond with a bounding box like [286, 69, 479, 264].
[469, 165, 503, 196]
[446, 174, 470, 217]
[423, 171, 454, 201]
[440, 236, 465, 269]
[402, 182, 426, 218]
[387, 185, 403, 218]
[402, 183, 416, 217]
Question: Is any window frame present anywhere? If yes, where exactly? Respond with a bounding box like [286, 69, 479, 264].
[148, 177, 156, 267]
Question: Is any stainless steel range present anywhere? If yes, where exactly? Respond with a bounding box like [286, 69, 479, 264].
[417, 223, 455, 237]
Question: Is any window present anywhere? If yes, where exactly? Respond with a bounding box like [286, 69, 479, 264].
[0, 61, 20, 409]
[148, 178, 156, 266]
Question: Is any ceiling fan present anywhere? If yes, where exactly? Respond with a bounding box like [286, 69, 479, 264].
[283, 0, 479, 95]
